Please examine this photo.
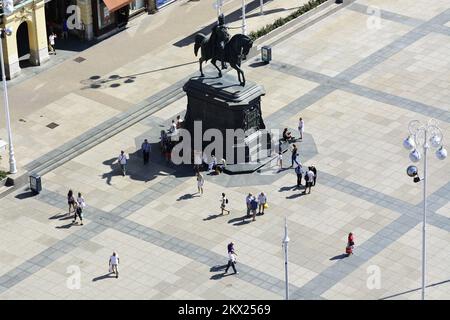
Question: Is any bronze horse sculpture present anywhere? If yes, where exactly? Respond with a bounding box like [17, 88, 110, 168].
[194, 33, 253, 86]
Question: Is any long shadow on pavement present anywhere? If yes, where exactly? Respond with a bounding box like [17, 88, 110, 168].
[210, 264, 229, 280]
[329, 254, 348, 261]
[286, 192, 307, 199]
[203, 213, 225, 221]
[92, 273, 117, 282]
[177, 193, 200, 201]
[380, 279, 450, 300]
[56, 222, 75, 229]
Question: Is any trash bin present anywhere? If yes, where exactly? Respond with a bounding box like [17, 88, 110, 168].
[29, 173, 42, 194]
[261, 46, 272, 64]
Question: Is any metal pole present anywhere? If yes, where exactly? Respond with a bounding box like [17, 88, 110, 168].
[283, 217, 289, 300]
[241, 0, 247, 35]
[260, 0, 264, 15]
[216, 0, 221, 17]
[421, 131, 428, 300]
[0, 31, 17, 174]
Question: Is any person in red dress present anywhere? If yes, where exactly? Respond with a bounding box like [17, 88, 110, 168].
[346, 232, 354, 256]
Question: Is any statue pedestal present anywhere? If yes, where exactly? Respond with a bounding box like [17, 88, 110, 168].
[183, 73, 273, 173]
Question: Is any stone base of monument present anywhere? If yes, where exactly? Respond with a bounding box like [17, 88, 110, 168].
[183, 73, 274, 174]
[224, 139, 290, 174]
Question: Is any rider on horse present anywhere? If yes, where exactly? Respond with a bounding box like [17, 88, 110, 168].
[211, 14, 230, 70]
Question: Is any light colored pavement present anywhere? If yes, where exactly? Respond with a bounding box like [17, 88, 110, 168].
[0, 0, 449, 300]
[0, 0, 304, 173]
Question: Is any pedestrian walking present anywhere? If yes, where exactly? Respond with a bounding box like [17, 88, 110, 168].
[303, 167, 315, 194]
[310, 165, 317, 186]
[49, 32, 57, 54]
[298, 117, 304, 140]
[73, 192, 85, 225]
[348, 232, 354, 246]
[290, 144, 299, 167]
[67, 189, 76, 215]
[277, 152, 283, 169]
[245, 193, 253, 217]
[117, 150, 128, 176]
[220, 193, 230, 215]
[346, 232, 355, 256]
[141, 139, 151, 165]
[72, 203, 84, 225]
[197, 172, 204, 195]
[250, 197, 258, 221]
[295, 164, 304, 188]
[109, 252, 120, 278]
[224, 251, 238, 275]
[257, 192, 267, 215]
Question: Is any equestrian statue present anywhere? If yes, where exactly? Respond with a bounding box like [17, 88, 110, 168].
[194, 14, 253, 86]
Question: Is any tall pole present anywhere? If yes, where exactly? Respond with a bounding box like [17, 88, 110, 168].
[241, 0, 247, 35]
[216, 0, 222, 18]
[0, 30, 17, 174]
[421, 131, 428, 300]
[260, 0, 264, 15]
[283, 217, 289, 300]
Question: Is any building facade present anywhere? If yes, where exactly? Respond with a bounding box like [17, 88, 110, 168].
[0, 0, 167, 79]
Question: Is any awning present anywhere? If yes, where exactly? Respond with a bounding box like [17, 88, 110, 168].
[102, 0, 133, 12]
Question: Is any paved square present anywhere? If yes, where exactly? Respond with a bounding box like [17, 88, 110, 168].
[0, 0, 449, 300]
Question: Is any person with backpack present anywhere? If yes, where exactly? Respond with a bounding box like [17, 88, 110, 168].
[220, 193, 230, 215]
[303, 167, 315, 194]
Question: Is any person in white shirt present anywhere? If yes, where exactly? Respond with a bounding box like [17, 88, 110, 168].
[117, 151, 128, 176]
[109, 252, 120, 278]
[257, 192, 267, 215]
[169, 120, 177, 134]
[224, 251, 238, 275]
[49, 32, 57, 55]
[303, 167, 315, 194]
[220, 192, 230, 215]
[196, 172, 204, 195]
[73, 192, 86, 225]
[298, 117, 305, 140]
[209, 156, 217, 171]
[277, 152, 283, 169]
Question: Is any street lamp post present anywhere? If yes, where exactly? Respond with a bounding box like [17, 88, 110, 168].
[0, 27, 17, 174]
[260, 0, 264, 15]
[282, 217, 290, 300]
[403, 119, 447, 300]
[241, 0, 247, 35]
